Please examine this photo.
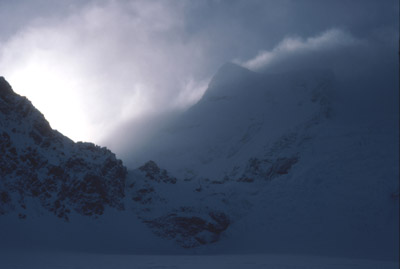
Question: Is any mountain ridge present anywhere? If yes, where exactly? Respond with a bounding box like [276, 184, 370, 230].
[0, 77, 127, 220]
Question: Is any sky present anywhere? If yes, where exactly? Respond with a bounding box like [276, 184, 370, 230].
[0, 0, 398, 145]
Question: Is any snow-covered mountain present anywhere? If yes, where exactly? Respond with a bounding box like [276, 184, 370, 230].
[0, 60, 398, 261]
[125, 63, 333, 179]
[122, 63, 398, 258]
[0, 77, 126, 220]
[121, 62, 335, 248]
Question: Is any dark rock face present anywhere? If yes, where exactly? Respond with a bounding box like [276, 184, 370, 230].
[0, 77, 127, 220]
[139, 160, 177, 184]
[145, 211, 230, 248]
[237, 156, 298, 183]
[127, 163, 233, 248]
[127, 154, 299, 248]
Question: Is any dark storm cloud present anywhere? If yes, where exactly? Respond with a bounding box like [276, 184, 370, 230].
[0, 0, 397, 146]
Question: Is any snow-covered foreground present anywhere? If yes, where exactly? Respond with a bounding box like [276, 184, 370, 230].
[0, 251, 397, 269]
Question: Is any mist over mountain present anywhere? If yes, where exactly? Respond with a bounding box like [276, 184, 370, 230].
[0, 1, 398, 268]
[122, 63, 334, 177]
[119, 61, 398, 259]
[0, 53, 398, 261]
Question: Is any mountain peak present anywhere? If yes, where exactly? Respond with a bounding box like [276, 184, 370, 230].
[204, 62, 257, 99]
[211, 62, 254, 84]
[218, 62, 250, 73]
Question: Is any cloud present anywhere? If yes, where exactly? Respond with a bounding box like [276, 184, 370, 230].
[240, 29, 363, 71]
[0, 0, 209, 143]
[0, 0, 396, 154]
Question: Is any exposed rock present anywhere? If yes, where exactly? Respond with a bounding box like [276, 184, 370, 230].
[139, 160, 177, 184]
[239, 156, 298, 181]
[0, 77, 127, 220]
[144, 211, 230, 248]
[266, 157, 299, 178]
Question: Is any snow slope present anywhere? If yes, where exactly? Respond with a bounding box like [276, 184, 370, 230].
[126, 63, 333, 179]
[122, 63, 398, 259]
[0, 251, 398, 269]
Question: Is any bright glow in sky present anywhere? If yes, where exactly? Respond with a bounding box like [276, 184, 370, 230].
[0, 0, 209, 143]
[3, 60, 91, 142]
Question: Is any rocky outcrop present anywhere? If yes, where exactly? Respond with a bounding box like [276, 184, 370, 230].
[237, 156, 299, 183]
[145, 210, 230, 248]
[127, 154, 300, 248]
[127, 163, 233, 248]
[0, 77, 127, 220]
[139, 160, 177, 184]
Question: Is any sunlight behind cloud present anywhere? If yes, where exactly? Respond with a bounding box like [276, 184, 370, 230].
[0, 0, 207, 143]
[0, 0, 392, 148]
[0, 45, 94, 142]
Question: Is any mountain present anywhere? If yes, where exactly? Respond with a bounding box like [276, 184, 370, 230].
[116, 62, 334, 248]
[125, 63, 333, 179]
[0, 61, 398, 260]
[0, 77, 126, 220]
[122, 63, 399, 258]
